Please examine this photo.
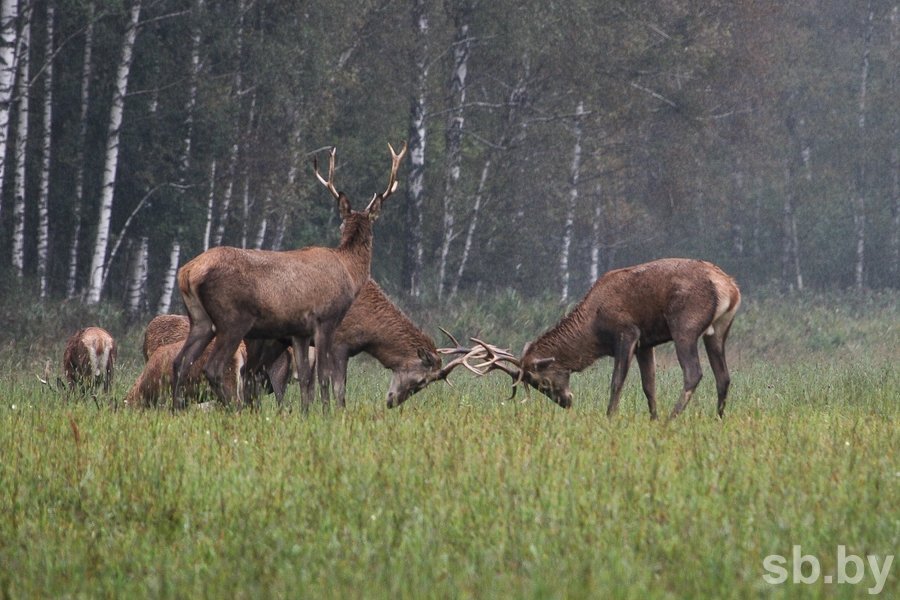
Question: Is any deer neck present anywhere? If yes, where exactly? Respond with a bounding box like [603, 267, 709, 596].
[336, 217, 374, 288]
[530, 303, 604, 373]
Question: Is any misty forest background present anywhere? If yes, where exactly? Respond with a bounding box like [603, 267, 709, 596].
[0, 0, 898, 325]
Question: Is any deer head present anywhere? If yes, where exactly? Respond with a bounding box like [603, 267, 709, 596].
[473, 340, 573, 408]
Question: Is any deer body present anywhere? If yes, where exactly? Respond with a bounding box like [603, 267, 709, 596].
[172, 144, 406, 411]
[127, 338, 247, 408]
[483, 258, 740, 419]
[63, 327, 117, 393]
[143, 314, 190, 360]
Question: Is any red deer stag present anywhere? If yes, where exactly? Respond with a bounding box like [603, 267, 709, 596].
[172, 143, 407, 411]
[126, 338, 247, 409]
[477, 258, 741, 420]
[63, 327, 117, 394]
[143, 314, 190, 360]
[271, 280, 485, 408]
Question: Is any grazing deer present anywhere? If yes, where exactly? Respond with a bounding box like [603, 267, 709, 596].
[143, 314, 190, 360]
[476, 258, 741, 420]
[126, 339, 247, 409]
[63, 327, 117, 394]
[172, 143, 407, 411]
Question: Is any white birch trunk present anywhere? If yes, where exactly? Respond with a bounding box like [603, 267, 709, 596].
[36, 5, 53, 298]
[0, 0, 18, 219]
[449, 157, 490, 299]
[271, 213, 287, 251]
[157, 0, 202, 315]
[437, 17, 471, 300]
[126, 236, 149, 318]
[404, 0, 429, 297]
[560, 101, 585, 304]
[85, 0, 142, 304]
[253, 191, 269, 250]
[852, 1, 874, 290]
[240, 175, 250, 248]
[10, 4, 29, 277]
[589, 184, 604, 284]
[203, 159, 216, 252]
[66, 1, 95, 298]
[212, 0, 247, 248]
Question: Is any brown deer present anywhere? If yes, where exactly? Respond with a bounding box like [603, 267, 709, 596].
[276, 280, 484, 408]
[143, 314, 190, 360]
[126, 338, 247, 409]
[172, 143, 407, 411]
[476, 258, 741, 420]
[151, 282, 482, 409]
[63, 327, 117, 394]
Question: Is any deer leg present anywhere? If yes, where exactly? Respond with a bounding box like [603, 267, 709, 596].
[314, 325, 338, 409]
[292, 337, 314, 414]
[635, 346, 658, 420]
[669, 336, 703, 421]
[703, 334, 731, 418]
[203, 331, 247, 407]
[266, 348, 293, 409]
[332, 350, 349, 408]
[172, 326, 214, 410]
[607, 327, 639, 417]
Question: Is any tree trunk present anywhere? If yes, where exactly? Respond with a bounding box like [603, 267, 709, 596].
[781, 163, 803, 292]
[560, 101, 585, 304]
[36, 5, 54, 298]
[85, 0, 142, 305]
[66, 1, 95, 299]
[589, 184, 604, 284]
[10, 3, 29, 278]
[403, 0, 429, 298]
[0, 0, 18, 220]
[437, 9, 472, 300]
[852, 0, 874, 290]
[449, 157, 490, 299]
[271, 213, 287, 251]
[253, 191, 269, 249]
[157, 0, 203, 315]
[203, 159, 216, 252]
[126, 236, 149, 320]
[892, 6, 899, 286]
[212, 0, 247, 248]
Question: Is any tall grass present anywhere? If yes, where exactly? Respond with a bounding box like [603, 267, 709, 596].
[0, 289, 896, 597]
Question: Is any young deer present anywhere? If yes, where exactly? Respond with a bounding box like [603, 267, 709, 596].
[63, 327, 117, 394]
[172, 143, 406, 411]
[477, 258, 741, 420]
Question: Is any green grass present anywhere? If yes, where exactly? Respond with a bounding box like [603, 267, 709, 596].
[0, 357, 896, 598]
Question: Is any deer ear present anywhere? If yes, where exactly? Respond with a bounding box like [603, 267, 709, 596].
[338, 194, 352, 220]
[366, 193, 383, 221]
[417, 347, 437, 368]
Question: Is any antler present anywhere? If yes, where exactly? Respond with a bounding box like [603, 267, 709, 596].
[434, 327, 490, 381]
[470, 338, 527, 399]
[313, 147, 340, 201]
[366, 142, 408, 211]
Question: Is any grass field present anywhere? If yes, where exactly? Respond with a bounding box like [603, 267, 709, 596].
[0, 290, 897, 598]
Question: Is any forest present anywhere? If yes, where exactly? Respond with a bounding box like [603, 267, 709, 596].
[0, 0, 897, 317]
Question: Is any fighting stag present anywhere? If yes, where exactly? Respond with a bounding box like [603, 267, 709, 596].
[172, 143, 407, 412]
[474, 258, 741, 420]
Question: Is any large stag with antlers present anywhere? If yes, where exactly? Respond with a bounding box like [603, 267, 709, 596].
[172, 143, 407, 410]
[477, 258, 741, 420]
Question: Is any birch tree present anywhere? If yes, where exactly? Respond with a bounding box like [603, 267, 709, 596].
[437, 4, 472, 300]
[851, 1, 874, 290]
[157, 0, 204, 315]
[0, 0, 18, 217]
[66, 1, 95, 299]
[126, 236, 148, 319]
[36, 5, 54, 298]
[404, 0, 430, 297]
[9, 3, 29, 277]
[85, 0, 142, 304]
[559, 101, 585, 304]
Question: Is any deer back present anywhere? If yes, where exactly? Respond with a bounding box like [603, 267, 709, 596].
[143, 315, 190, 360]
[63, 327, 117, 388]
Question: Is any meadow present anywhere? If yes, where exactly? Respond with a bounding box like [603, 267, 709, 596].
[0, 289, 897, 598]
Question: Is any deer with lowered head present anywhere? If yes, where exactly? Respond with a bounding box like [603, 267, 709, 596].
[63, 326, 117, 394]
[476, 258, 741, 420]
[149, 280, 483, 409]
[126, 337, 248, 409]
[172, 143, 407, 411]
